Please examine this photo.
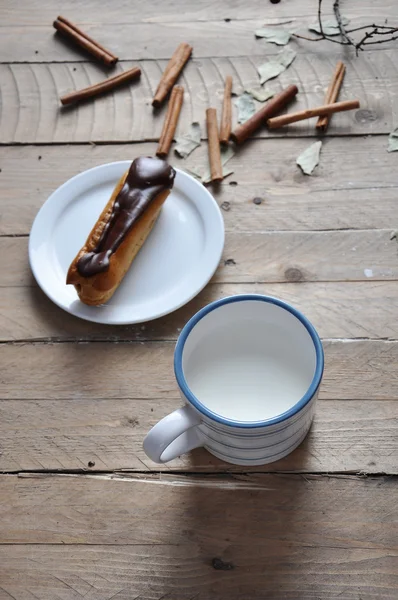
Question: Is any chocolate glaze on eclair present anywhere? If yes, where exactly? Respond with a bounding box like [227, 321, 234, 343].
[77, 157, 175, 277]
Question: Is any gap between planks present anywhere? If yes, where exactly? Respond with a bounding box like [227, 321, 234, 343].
[1, 337, 398, 345]
[0, 131, 395, 145]
[6, 471, 398, 479]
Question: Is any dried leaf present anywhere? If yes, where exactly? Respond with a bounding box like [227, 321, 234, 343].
[387, 127, 398, 152]
[309, 16, 350, 36]
[221, 168, 234, 180]
[202, 146, 235, 183]
[257, 46, 297, 84]
[174, 122, 201, 158]
[183, 167, 202, 180]
[296, 141, 322, 175]
[186, 147, 235, 184]
[255, 27, 291, 45]
[235, 92, 256, 124]
[220, 145, 235, 165]
[257, 62, 285, 84]
[202, 166, 234, 184]
[278, 46, 297, 68]
[245, 87, 275, 102]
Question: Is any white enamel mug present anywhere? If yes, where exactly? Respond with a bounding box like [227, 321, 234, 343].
[143, 295, 324, 466]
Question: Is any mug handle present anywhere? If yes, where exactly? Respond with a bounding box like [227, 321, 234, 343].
[143, 405, 204, 463]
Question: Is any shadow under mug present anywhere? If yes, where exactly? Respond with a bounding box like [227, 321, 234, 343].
[143, 294, 324, 466]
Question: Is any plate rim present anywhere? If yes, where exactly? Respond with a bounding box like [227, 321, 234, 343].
[29, 160, 225, 325]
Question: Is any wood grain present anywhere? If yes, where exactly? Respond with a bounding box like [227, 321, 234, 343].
[0, 50, 396, 143]
[2, 282, 398, 343]
[1, 0, 398, 597]
[1, 473, 397, 546]
[1, 0, 396, 25]
[1, 340, 398, 401]
[211, 229, 398, 283]
[0, 399, 396, 473]
[1, 138, 398, 235]
[1, 542, 397, 600]
[3, 229, 398, 291]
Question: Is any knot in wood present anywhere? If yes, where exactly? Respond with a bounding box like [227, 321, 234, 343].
[285, 267, 304, 282]
[212, 557, 234, 571]
[355, 109, 378, 124]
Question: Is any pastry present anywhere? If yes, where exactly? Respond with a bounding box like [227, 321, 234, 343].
[66, 156, 176, 305]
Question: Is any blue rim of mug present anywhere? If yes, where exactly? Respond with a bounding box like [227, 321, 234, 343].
[174, 294, 324, 429]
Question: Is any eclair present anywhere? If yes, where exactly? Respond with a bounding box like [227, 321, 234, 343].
[67, 156, 176, 305]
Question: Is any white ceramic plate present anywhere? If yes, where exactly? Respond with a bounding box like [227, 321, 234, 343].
[29, 161, 224, 325]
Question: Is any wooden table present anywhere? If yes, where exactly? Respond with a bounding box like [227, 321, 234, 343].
[1, 1, 398, 598]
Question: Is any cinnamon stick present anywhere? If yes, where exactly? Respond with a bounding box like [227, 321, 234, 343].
[157, 86, 179, 150]
[267, 99, 360, 129]
[316, 61, 346, 132]
[60, 66, 141, 106]
[152, 42, 192, 108]
[230, 84, 298, 144]
[156, 86, 184, 157]
[206, 108, 223, 182]
[219, 75, 233, 145]
[53, 16, 118, 66]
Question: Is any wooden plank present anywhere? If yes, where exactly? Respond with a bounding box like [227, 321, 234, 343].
[1, 542, 397, 600]
[1, 18, 398, 62]
[2, 281, 398, 343]
[0, 474, 397, 599]
[1, 0, 395, 25]
[2, 230, 398, 291]
[0, 51, 395, 143]
[0, 399, 396, 473]
[1, 340, 398, 401]
[1, 138, 398, 236]
[209, 229, 398, 283]
[1, 473, 397, 546]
